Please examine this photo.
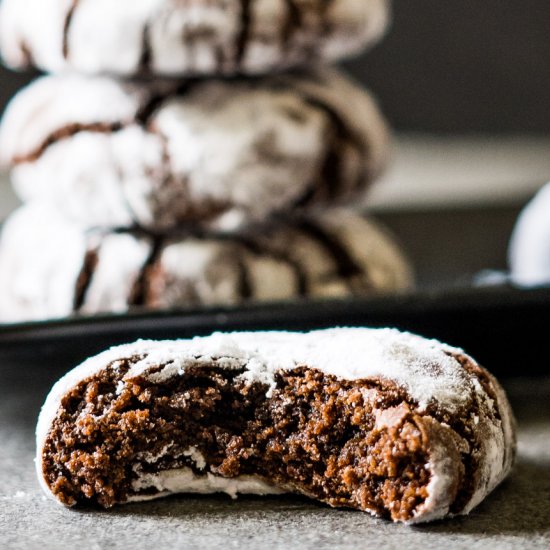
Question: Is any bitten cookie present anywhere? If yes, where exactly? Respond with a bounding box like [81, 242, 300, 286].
[509, 182, 550, 287]
[0, 0, 390, 77]
[0, 205, 413, 323]
[0, 69, 389, 232]
[35, 327, 516, 523]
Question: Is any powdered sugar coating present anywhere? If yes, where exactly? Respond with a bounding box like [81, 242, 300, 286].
[0, 204, 412, 323]
[0, 0, 390, 77]
[127, 446, 287, 500]
[509, 182, 550, 286]
[129, 470, 287, 501]
[36, 328, 516, 521]
[80, 234, 151, 315]
[0, 204, 86, 321]
[0, 204, 151, 322]
[0, 69, 389, 232]
[460, 371, 516, 516]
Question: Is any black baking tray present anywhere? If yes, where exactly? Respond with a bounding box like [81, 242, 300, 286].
[1, 284, 548, 377]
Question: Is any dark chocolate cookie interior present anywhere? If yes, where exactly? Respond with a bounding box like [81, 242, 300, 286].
[41, 359, 482, 521]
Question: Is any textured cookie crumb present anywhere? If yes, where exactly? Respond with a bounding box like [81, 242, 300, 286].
[43, 364, 438, 520]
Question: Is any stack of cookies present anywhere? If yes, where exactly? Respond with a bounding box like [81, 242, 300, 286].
[0, 0, 413, 323]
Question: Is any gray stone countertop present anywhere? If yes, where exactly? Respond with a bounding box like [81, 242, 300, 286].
[1, 355, 549, 550]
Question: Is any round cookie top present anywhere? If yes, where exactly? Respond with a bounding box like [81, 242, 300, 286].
[0, 0, 390, 77]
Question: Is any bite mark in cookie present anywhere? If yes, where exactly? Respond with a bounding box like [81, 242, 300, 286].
[36, 329, 516, 523]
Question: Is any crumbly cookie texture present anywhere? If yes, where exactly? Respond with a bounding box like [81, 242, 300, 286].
[0, 0, 390, 77]
[0, 204, 413, 323]
[509, 182, 550, 287]
[0, 69, 389, 232]
[36, 328, 516, 523]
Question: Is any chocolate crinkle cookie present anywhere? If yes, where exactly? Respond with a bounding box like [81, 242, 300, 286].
[0, 0, 390, 77]
[0, 68, 389, 232]
[35, 328, 516, 523]
[0, 205, 413, 323]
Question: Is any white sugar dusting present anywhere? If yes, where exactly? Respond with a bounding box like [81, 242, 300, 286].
[183, 448, 207, 471]
[121, 328, 473, 413]
[137, 443, 175, 465]
[131, 468, 286, 500]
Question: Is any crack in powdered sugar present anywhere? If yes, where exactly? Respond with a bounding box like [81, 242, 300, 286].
[235, 0, 252, 66]
[62, 0, 79, 59]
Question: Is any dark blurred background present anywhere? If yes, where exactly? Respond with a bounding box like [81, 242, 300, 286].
[1, 0, 549, 132]
[346, 0, 550, 134]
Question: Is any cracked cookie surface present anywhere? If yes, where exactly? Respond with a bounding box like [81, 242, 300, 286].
[0, 0, 390, 77]
[0, 205, 413, 323]
[0, 69, 389, 232]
